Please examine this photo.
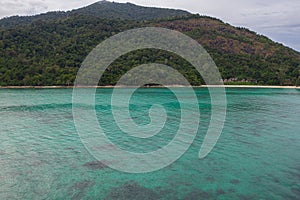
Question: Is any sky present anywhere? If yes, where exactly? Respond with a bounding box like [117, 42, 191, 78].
[0, 0, 299, 52]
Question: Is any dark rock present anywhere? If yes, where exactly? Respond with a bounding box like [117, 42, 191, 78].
[105, 181, 160, 200]
[83, 161, 107, 170]
[69, 180, 94, 200]
[237, 194, 257, 200]
[291, 187, 300, 196]
[216, 189, 226, 196]
[228, 188, 235, 193]
[71, 180, 94, 190]
[183, 189, 213, 200]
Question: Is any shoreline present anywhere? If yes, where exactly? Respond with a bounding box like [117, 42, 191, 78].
[0, 85, 299, 89]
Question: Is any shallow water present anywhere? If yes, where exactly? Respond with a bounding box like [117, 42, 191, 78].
[0, 88, 299, 199]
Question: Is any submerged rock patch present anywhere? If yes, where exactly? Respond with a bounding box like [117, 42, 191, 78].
[291, 187, 300, 196]
[105, 181, 160, 200]
[183, 189, 213, 200]
[69, 180, 95, 200]
[230, 179, 240, 185]
[237, 194, 257, 200]
[83, 161, 107, 170]
[216, 189, 226, 196]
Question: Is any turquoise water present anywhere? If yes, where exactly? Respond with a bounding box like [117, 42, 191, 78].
[0, 88, 299, 199]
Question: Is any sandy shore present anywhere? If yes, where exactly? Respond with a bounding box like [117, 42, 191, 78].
[0, 85, 299, 89]
[203, 85, 299, 89]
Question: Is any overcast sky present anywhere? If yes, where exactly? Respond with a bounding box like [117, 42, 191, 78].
[0, 0, 299, 52]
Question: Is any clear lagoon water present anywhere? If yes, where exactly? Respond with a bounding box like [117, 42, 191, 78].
[0, 88, 299, 199]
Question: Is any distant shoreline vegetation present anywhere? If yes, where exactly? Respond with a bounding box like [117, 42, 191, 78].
[0, 85, 299, 89]
[0, 2, 299, 87]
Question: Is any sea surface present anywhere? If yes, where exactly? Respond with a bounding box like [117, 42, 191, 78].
[0, 88, 299, 199]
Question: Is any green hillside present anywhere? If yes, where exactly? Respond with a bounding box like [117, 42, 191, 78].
[0, 1, 299, 86]
[0, 1, 190, 28]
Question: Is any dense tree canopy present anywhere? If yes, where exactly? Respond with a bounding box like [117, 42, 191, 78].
[0, 2, 299, 86]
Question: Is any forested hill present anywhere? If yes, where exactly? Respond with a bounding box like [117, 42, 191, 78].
[0, 1, 299, 86]
[0, 1, 191, 28]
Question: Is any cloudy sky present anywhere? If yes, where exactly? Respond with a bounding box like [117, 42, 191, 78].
[0, 0, 299, 52]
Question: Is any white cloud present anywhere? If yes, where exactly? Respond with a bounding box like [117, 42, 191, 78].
[0, 0, 49, 17]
